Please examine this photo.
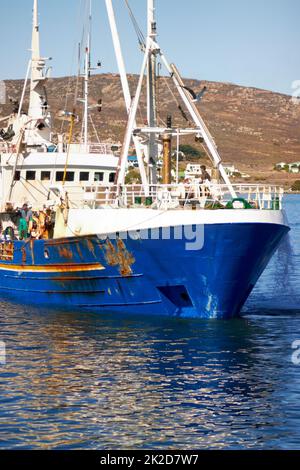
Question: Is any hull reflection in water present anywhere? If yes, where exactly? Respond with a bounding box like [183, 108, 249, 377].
[1, 304, 300, 449]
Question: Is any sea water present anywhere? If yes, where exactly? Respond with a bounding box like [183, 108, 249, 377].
[0, 195, 299, 449]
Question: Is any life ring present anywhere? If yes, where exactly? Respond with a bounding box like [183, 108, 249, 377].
[226, 198, 252, 209]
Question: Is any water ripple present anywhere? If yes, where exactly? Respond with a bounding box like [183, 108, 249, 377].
[0, 195, 300, 449]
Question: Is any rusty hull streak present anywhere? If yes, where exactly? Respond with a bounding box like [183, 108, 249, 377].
[76, 243, 84, 260]
[21, 246, 27, 263]
[86, 238, 97, 259]
[102, 238, 135, 277]
[117, 238, 135, 277]
[102, 239, 119, 267]
[30, 239, 35, 265]
[57, 245, 74, 260]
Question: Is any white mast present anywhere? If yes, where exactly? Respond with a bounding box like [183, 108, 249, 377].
[28, 0, 41, 119]
[83, 47, 89, 150]
[83, 0, 92, 151]
[105, 0, 148, 188]
[27, 0, 51, 145]
[146, 0, 158, 184]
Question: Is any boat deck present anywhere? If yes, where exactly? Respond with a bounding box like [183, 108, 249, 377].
[62, 182, 284, 211]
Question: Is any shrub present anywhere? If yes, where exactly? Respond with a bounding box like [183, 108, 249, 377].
[178, 144, 205, 161]
[125, 169, 141, 184]
[291, 180, 300, 191]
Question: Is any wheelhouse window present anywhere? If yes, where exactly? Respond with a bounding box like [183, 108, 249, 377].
[14, 171, 21, 181]
[109, 172, 116, 183]
[94, 172, 104, 182]
[26, 171, 36, 181]
[80, 172, 89, 182]
[41, 171, 51, 181]
[56, 171, 75, 182]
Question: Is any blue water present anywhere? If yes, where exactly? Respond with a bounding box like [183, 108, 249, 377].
[0, 195, 299, 450]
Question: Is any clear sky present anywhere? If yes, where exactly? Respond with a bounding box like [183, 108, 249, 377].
[0, 0, 299, 95]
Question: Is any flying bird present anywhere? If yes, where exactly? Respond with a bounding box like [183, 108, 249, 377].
[181, 85, 207, 103]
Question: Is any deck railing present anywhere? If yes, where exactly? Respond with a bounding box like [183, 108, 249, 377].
[67, 142, 119, 155]
[62, 182, 284, 211]
[0, 141, 119, 155]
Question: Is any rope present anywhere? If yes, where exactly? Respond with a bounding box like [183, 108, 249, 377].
[163, 75, 180, 108]
[89, 115, 100, 144]
[162, 75, 191, 124]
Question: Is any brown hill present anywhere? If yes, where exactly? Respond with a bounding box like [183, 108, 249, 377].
[1, 74, 300, 186]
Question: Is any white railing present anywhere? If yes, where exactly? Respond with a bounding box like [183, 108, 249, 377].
[68, 142, 119, 155]
[0, 141, 120, 155]
[63, 182, 284, 211]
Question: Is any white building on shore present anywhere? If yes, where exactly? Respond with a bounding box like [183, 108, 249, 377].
[275, 162, 300, 173]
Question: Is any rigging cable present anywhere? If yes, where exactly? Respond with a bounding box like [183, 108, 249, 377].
[124, 0, 146, 50]
[89, 115, 101, 144]
[162, 75, 191, 124]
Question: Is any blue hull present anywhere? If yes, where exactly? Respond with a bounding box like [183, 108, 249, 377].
[0, 222, 289, 319]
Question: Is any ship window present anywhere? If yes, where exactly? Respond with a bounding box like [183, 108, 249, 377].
[80, 172, 89, 182]
[109, 172, 116, 183]
[94, 172, 104, 182]
[14, 171, 21, 181]
[41, 171, 51, 181]
[56, 171, 75, 182]
[26, 171, 36, 181]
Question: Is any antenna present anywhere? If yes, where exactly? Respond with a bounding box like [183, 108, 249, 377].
[147, 0, 158, 184]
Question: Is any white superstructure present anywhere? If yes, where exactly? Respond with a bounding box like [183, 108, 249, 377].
[0, 0, 118, 210]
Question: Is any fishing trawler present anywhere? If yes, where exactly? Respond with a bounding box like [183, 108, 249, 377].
[0, 0, 290, 319]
